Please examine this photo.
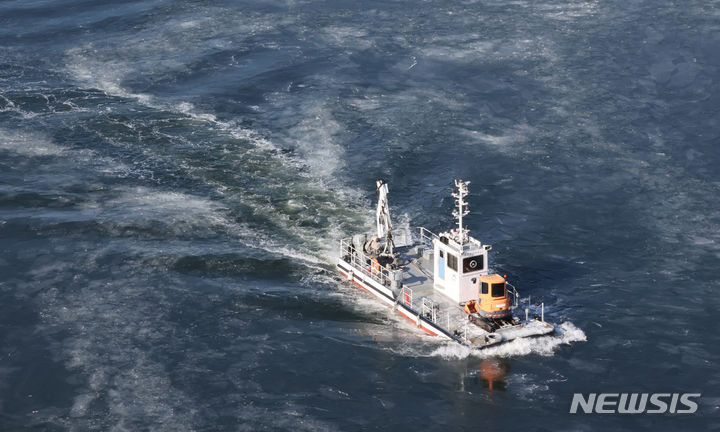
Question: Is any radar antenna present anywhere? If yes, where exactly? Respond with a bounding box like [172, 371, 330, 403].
[452, 179, 470, 244]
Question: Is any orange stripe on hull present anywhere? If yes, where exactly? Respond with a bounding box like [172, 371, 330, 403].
[397, 311, 438, 336]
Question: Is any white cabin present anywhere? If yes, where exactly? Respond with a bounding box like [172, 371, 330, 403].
[432, 231, 492, 303]
[431, 179, 493, 304]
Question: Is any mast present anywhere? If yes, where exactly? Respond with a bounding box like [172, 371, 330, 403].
[376, 180, 394, 255]
[452, 179, 470, 244]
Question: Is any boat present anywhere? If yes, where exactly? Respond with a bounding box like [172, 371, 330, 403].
[336, 179, 554, 349]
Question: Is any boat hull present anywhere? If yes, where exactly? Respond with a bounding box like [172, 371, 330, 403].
[337, 257, 554, 349]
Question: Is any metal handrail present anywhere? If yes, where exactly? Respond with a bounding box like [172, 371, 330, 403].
[339, 237, 398, 287]
[421, 297, 437, 322]
[341, 236, 461, 334]
[506, 281, 520, 309]
[418, 227, 438, 248]
[396, 286, 413, 308]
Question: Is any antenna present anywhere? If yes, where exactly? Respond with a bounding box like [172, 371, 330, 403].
[451, 179, 470, 244]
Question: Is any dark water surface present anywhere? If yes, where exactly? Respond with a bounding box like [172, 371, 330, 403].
[1, 0, 719, 430]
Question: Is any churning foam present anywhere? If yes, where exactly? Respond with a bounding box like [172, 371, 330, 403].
[63, 40, 374, 267]
[427, 322, 587, 360]
[0, 129, 65, 157]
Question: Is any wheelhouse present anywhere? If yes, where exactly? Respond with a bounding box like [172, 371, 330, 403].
[478, 274, 510, 317]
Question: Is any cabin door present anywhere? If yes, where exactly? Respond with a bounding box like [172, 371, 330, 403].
[438, 254, 445, 279]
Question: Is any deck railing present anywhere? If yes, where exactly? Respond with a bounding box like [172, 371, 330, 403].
[418, 227, 438, 249]
[339, 238, 398, 287]
[398, 286, 413, 307]
[421, 297, 436, 322]
[506, 281, 520, 309]
[341, 235, 459, 336]
[398, 286, 453, 332]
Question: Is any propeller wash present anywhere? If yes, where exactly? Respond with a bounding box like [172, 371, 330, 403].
[337, 180, 555, 349]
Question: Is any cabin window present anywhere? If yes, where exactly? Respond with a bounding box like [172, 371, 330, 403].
[439, 250, 444, 258]
[481, 282, 489, 295]
[447, 253, 458, 271]
[491, 283, 506, 298]
[463, 256, 484, 273]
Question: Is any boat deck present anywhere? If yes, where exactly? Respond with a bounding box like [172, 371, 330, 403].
[338, 238, 555, 347]
[396, 248, 486, 340]
[395, 246, 554, 345]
